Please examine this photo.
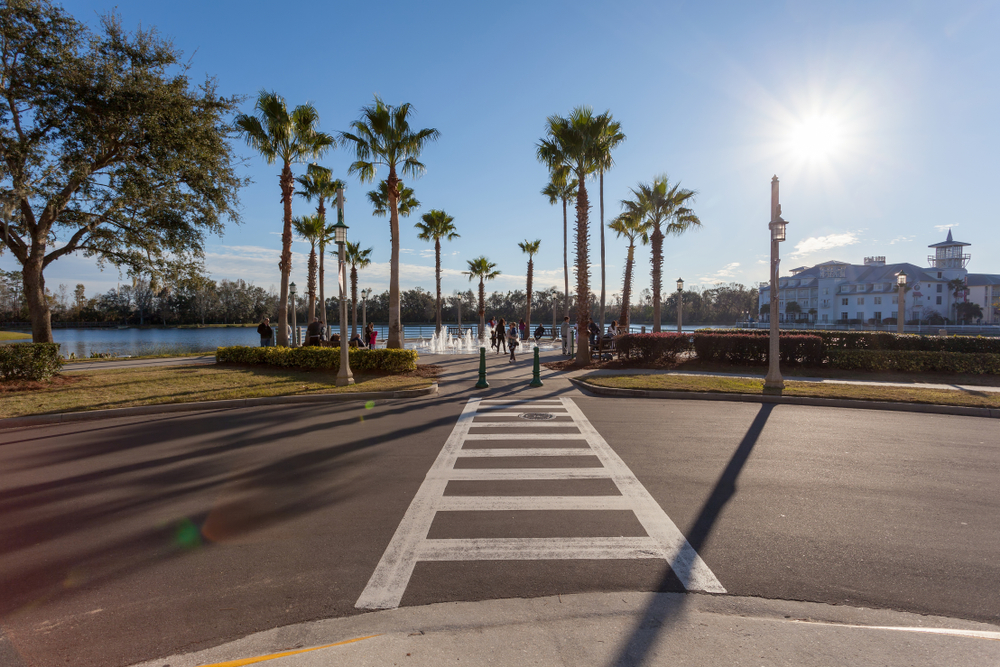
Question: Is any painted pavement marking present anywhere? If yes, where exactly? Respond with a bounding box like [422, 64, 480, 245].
[355, 397, 725, 610]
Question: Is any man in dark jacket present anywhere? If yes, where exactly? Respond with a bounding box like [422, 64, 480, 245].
[305, 318, 324, 346]
[257, 318, 273, 347]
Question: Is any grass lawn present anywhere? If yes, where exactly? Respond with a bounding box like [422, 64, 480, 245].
[582, 374, 1000, 409]
[63, 350, 215, 363]
[0, 331, 31, 341]
[0, 365, 434, 418]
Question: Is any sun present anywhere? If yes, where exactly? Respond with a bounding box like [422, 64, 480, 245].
[789, 116, 844, 160]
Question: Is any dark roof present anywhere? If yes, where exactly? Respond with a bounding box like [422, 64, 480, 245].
[967, 274, 1000, 286]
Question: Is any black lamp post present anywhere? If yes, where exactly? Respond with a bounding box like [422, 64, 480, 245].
[361, 287, 371, 336]
[334, 188, 354, 386]
[676, 278, 684, 333]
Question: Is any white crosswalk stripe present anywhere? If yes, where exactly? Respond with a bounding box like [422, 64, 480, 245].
[355, 397, 725, 610]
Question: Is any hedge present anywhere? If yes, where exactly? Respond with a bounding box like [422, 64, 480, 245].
[0, 343, 63, 381]
[706, 329, 1000, 354]
[692, 333, 824, 366]
[216, 346, 418, 373]
[827, 349, 1000, 375]
[615, 333, 690, 362]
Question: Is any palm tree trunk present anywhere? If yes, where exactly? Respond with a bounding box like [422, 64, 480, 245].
[526, 256, 533, 336]
[562, 196, 569, 319]
[620, 242, 634, 327]
[575, 174, 591, 364]
[599, 170, 606, 331]
[318, 197, 327, 335]
[278, 163, 294, 347]
[435, 239, 442, 334]
[351, 265, 359, 338]
[651, 225, 663, 333]
[387, 171, 402, 348]
[307, 246, 318, 320]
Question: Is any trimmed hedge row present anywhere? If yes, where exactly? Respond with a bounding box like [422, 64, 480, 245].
[707, 329, 1000, 354]
[615, 333, 690, 362]
[216, 346, 418, 373]
[828, 349, 1000, 375]
[692, 333, 824, 366]
[0, 343, 63, 381]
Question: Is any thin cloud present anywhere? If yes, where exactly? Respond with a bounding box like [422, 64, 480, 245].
[889, 235, 915, 245]
[789, 233, 859, 259]
[933, 224, 957, 233]
[698, 262, 741, 283]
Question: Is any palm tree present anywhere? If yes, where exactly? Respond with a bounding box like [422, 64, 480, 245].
[340, 96, 440, 349]
[537, 106, 603, 364]
[234, 90, 334, 346]
[344, 241, 373, 338]
[415, 209, 460, 334]
[464, 256, 500, 342]
[541, 172, 578, 321]
[296, 165, 342, 333]
[593, 112, 626, 331]
[608, 211, 651, 328]
[368, 179, 421, 218]
[518, 239, 541, 335]
[291, 214, 325, 319]
[621, 175, 700, 332]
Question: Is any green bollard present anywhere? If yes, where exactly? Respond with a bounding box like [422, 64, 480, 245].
[529, 346, 543, 387]
[475, 346, 489, 388]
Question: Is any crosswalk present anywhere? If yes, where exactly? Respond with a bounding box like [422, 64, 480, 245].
[355, 397, 725, 610]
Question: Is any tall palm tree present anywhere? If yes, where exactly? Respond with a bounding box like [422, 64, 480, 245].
[537, 106, 603, 364]
[415, 209, 460, 334]
[234, 90, 334, 347]
[518, 239, 541, 334]
[608, 211, 651, 328]
[368, 179, 421, 218]
[593, 113, 626, 331]
[291, 214, 325, 319]
[344, 241, 373, 338]
[340, 96, 439, 349]
[541, 172, 578, 320]
[296, 165, 342, 333]
[622, 175, 700, 332]
[463, 256, 500, 342]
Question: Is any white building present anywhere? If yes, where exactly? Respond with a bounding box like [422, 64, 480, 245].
[759, 231, 998, 324]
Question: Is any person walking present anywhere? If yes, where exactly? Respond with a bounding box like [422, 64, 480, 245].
[305, 317, 323, 346]
[508, 321, 519, 363]
[257, 317, 274, 347]
[365, 321, 377, 348]
[561, 316, 570, 355]
[519, 318, 527, 341]
[496, 318, 507, 354]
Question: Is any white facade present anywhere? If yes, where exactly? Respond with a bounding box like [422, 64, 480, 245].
[758, 232, 996, 324]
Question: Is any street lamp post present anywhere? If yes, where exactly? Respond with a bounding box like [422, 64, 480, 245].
[676, 278, 684, 333]
[763, 176, 789, 396]
[334, 187, 354, 386]
[289, 282, 298, 347]
[896, 271, 907, 335]
[361, 287, 370, 336]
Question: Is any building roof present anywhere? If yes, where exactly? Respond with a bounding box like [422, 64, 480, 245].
[967, 274, 1000, 287]
[928, 229, 971, 248]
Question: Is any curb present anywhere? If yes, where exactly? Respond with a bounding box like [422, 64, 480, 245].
[569, 378, 1000, 419]
[0, 383, 439, 430]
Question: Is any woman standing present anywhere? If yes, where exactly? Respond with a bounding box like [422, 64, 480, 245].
[365, 321, 377, 349]
[496, 318, 507, 355]
[508, 321, 520, 363]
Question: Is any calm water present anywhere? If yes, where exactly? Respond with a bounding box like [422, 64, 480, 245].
[29, 323, 724, 358]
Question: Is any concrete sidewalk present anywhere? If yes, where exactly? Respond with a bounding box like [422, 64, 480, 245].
[129, 591, 1000, 667]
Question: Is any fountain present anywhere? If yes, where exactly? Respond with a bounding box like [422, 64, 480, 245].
[412, 325, 561, 355]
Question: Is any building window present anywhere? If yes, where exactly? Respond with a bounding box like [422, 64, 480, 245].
[841, 298, 848, 306]
[857, 297, 864, 305]
[841, 312, 848, 321]
[937, 284, 942, 293]
[874, 311, 882, 322]
[892, 311, 898, 320]
[821, 314, 828, 322]
[892, 296, 898, 304]
[856, 312, 864, 321]
[937, 296, 942, 305]
[874, 296, 882, 305]
[823, 287, 829, 295]
[938, 272, 942, 278]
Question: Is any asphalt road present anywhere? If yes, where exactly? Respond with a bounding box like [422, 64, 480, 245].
[1, 353, 998, 667]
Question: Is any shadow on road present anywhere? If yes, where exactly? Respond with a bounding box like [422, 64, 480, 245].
[610, 403, 775, 666]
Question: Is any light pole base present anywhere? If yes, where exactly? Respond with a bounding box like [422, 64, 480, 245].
[336, 373, 355, 387]
[762, 380, 784, 396]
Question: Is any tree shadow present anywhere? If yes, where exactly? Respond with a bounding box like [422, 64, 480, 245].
[609, 403, 775, 666]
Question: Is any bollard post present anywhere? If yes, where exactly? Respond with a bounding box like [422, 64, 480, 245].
[475, 346, 489, 388]
[569, 329, 576, 356]
[529, 346, 543, 387]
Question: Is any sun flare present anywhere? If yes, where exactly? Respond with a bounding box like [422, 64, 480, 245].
[789, 116, 844, 160]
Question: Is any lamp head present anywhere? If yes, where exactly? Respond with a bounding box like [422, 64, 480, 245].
[676, 278, 684, 292]
[289, 282, 297, 296]
[897, 271, 907, 286]
[769, 217, 788, 242]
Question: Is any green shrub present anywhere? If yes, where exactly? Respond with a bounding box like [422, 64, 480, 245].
[216, 346, 418, 373]
[827, 349, 1000, 374]
[692, 333, 823, 366]
[711, 329, 1000, 354]
[616, 333, 690, 362]
[0, 343, 63, 381]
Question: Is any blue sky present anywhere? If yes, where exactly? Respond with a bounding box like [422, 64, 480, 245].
[25, 0, 1000, 300]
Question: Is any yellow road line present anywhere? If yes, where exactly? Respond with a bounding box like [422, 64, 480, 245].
[198, 635, 380, 666]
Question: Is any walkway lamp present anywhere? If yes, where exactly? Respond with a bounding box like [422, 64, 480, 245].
[676, 278, 684, 333]
[764, 176, 788, 396]
[896, 271, 907, 335]
[334, 187, 354, 386]
[289, 282, 298, 347]
[361, 287, 371, 335]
